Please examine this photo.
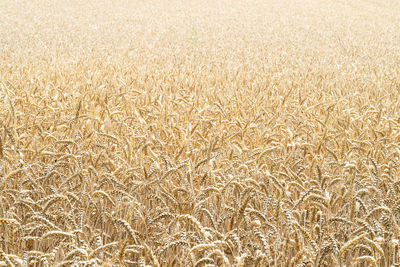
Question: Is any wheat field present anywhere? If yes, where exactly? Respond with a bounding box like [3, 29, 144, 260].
[1, 0, 400, 266]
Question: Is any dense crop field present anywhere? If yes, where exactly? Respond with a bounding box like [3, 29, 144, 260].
[1, 0, 400, 266]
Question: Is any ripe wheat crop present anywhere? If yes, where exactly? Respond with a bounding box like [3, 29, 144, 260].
[1, 0, 400, 266]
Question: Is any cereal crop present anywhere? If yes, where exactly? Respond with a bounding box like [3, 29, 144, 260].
[0, 0, 400, 266]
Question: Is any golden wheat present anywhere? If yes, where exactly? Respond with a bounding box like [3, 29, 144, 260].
[0, 0, 400, 265]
